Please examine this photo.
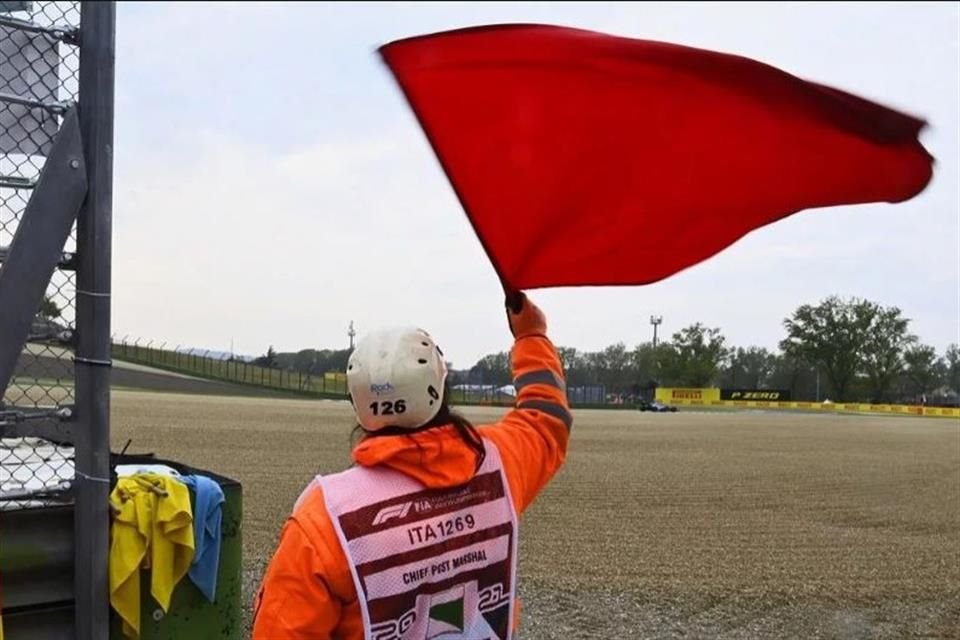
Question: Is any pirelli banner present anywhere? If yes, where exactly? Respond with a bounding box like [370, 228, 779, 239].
[655, 388, 721, 403]
[650, 388, 960, 419]
[721, 389, 791, 401]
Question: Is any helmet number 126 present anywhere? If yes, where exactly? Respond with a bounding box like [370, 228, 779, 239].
[369, 400, 407, 416]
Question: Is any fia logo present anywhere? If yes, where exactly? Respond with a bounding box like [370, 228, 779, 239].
[413, 499, 433, 514]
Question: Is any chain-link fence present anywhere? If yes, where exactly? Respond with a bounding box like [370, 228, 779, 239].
[1, 0, 82, 512]
[111, 338, 612, 407]
[113, 339, 354, 397]
[1, 1, 79, 410]
[2, 2, 115, 635]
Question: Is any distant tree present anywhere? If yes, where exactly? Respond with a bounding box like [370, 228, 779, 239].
[320, 349, 351, 373]
[291, 349, 316, 372]
[631, 342, 662, 388]
[768, 354, 819, 400]
[287, 348, 351, 374]
[597, 342, 632, 392]
[39, 295, 61, 320]
[255, 345, 279, 369]
[583, 351, 607, 386]
[721, 346, 777, 389]
[902, 344, 943, 398]
[944, 344, 960, 394]
[781, 297, 871, 401]
[660, 323, 729, 387]
[859, 303, 914, 402]
[556, 347, 592, 386]
[781, 296, 916, 402]
[469, 352, 511, 386]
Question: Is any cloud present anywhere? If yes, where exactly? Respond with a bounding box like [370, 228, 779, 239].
[110, 2, 959, 367]
[112, 124, 507, 363]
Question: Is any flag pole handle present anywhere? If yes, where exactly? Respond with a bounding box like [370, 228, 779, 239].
[503, 285, 524, 314]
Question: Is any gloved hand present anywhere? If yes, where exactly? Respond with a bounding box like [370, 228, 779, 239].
[505, 290, 547, 338]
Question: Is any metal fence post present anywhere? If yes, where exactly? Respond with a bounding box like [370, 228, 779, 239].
[73, 2, 115, 638]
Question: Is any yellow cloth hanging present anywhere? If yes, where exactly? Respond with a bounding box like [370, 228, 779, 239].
[109, 473, 194, 639]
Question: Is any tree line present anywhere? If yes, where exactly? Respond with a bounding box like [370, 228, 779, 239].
[253, 346, 351, 375]
[41, 286, 957, 404]
[462, 296, 960, 404]
[247, 295, 958, 404]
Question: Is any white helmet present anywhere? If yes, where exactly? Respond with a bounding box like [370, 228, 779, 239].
[347, 326, 448, 431]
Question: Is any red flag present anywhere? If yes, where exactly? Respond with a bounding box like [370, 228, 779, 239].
[380, 24, 933, 290]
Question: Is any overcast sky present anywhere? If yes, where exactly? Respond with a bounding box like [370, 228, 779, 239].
[111, 2, 959, 369]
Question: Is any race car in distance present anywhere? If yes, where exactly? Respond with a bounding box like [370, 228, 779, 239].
[637, 400, 678, 412]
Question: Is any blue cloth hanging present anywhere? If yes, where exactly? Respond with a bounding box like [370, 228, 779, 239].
[180, 475, 225, 602]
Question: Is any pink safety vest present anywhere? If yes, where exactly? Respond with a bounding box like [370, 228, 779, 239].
[308, 438, 518, 640]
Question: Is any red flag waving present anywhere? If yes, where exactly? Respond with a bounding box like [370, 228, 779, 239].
[380, 24, 933, 291]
